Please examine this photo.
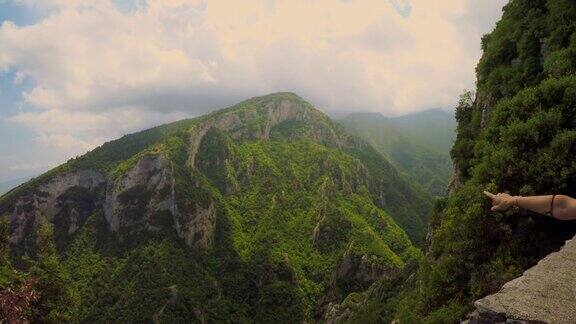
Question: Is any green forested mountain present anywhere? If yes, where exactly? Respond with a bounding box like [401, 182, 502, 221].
[336, 0, 576, 322]
[0, 93, 431, 322]
[339, 109, 455, 196]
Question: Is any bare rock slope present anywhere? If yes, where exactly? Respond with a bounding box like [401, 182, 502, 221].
[468, 235, 576, 323]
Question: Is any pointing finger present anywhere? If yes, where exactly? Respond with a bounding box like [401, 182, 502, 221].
[483, 191, 496, 199]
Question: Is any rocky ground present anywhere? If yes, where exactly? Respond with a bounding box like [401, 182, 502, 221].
[467, 235, 576, 324]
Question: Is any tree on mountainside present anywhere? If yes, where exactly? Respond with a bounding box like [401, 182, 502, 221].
[27, 221, 73, 322]
[0, 217, 40, 323]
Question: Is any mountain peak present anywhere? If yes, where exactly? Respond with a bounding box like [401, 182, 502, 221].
[257, 91, 304, 101]
[234, 92, 308, 107]
[200, 92, 322, 126]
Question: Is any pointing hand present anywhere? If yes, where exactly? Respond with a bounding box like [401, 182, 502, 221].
[483, 191, 517, 211]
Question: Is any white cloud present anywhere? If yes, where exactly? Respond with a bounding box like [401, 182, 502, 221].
[0, 0, 506, 156]
[13, 71, 26, 84]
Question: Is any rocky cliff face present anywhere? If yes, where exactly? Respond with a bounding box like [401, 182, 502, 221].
[3, 152, 223, 254]
[317, 251, 397, 321]
[105, 154, 175, 232]
[7, 170, 105, 252]
[467, 235, 576, 324]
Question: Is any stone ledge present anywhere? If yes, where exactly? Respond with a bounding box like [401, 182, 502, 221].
[466, 236, 576, 324]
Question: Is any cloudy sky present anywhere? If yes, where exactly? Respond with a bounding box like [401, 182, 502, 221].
[0, 0, 507, 182]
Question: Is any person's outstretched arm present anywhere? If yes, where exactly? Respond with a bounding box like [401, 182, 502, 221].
[483, 191, 576, 220]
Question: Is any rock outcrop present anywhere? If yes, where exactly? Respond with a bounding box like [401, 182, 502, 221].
[105, 154, 176, 232]
[334, 252, 394, 284]
[4, 153, 220, 253]
[317, 251, 397, 320]
[323, 302, 354, 324]
[178, 202, 216, 250]
[105, 153, 219, 250]
[447, 161, 463, 195]
[187, 98, 311, 167]
[7, 170, 105, 246]
[467, 235, 576, 324]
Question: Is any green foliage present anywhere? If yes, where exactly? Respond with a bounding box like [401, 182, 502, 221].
[195, 127, 237, 193]
[0, 216, 8, 266]
[543, 35, 576, 78]
[255, 282, 305, 323]
[0, 122, 196, 208]
[26, 222, 74, 322]
[0, 216, 23, 293]
[82, 240, 220, 323]
[344, 142, 431, 247]
[326, 260, 421, 324]
[313, 208, 352, 254]
[451, 90, 477, 180]
[454, 0, 576, 183]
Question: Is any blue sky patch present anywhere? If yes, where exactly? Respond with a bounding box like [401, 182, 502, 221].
[388, 0, 412, 18]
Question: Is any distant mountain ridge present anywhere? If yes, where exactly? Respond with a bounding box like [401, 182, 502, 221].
[339, 108, 455, 196]
[0, 92, 432, 322]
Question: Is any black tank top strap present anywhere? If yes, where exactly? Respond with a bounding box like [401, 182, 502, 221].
[548, 194, 556, 218]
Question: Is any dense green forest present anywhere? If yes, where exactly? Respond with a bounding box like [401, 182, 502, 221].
[0, 93, 431, 322]
[339, 109, 455, 196]
[341, 0, 576, 322]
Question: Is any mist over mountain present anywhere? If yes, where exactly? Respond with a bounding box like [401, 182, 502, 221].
[339, 108, 455, 196]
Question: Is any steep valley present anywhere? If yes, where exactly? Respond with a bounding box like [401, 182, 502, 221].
[339, 109, 455, 197]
